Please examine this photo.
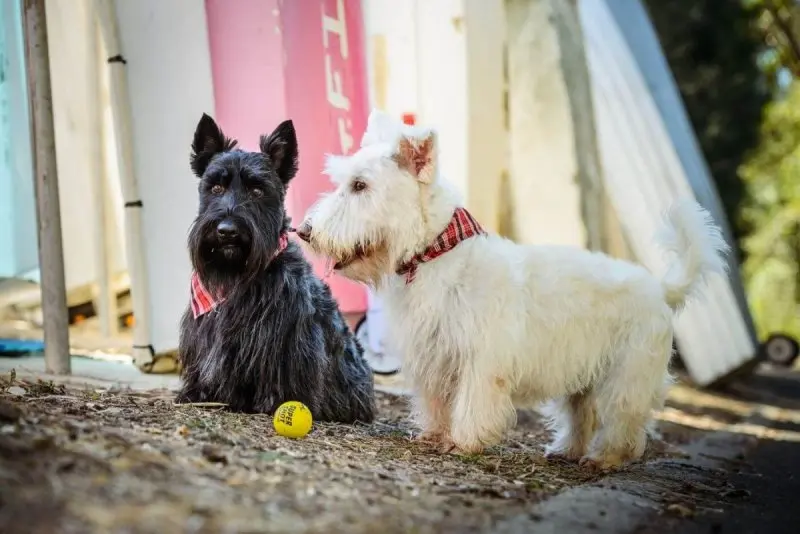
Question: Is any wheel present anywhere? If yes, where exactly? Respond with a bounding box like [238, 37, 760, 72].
[355, 316, 401, 375]
[760, 333, 800, 367]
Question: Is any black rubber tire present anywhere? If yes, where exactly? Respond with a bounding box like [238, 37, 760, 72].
[760, 333, 800, 367]
[355, 316, 400, 376]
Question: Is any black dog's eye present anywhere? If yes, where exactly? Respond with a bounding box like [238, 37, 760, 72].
[211, 184, 225, 195]
[351, 179, 367, 193]
[250, 188, 264, 198]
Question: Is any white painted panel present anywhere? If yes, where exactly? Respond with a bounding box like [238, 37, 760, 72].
[506, 0, 588, 247]
[414, 0, 469, 200]
[412, 0, 506, 230]
[362, 0, 506, 230]
[362, 0, 418, 116]
[114, 0, 215, 353]
[580, 0, 755, 385]
[45, 0, 127, 291]
[463, 0, 506, 232]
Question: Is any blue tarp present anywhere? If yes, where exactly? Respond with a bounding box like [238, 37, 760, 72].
[0, 338, 45, 356]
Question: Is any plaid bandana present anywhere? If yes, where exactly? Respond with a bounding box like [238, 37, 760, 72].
[396, 207, 486, 284]
[190, 232, 290, 318]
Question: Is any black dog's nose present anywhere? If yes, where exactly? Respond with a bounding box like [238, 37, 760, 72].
[296, 221, 312, 242]
[216, 220, 239, 240]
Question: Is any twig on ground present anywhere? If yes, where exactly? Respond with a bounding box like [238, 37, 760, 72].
[172, 402, 228, 408]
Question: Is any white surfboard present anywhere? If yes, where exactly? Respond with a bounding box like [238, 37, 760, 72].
[579, 0, 757, 386]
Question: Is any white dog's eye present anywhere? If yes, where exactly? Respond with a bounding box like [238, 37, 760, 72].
[351, 179, 368, 193]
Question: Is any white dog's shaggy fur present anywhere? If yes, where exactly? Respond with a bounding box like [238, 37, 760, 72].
[299, 110, 730, 469]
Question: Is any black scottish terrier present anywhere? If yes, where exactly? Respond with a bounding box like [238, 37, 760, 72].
[176, 113, 376, 423]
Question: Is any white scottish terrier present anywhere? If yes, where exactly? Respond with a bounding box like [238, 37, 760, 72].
[298, 110, 729, 470]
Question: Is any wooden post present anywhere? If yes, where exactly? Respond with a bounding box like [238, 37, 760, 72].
[23, 0, 71, 374]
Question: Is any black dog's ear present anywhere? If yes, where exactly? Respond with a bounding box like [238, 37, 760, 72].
[259, 120, 299, 185]
[190, 113, 237, 177]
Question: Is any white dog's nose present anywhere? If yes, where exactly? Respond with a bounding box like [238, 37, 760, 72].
[296, 221, 312, 242]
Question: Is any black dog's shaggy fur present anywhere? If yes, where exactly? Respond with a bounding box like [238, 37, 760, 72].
[176, 113, 376, 423]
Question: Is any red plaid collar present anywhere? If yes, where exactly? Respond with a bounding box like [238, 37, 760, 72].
[396, 207, 486, 284]
[191, 232, 290, 318]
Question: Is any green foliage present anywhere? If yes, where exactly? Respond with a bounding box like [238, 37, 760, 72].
[739, 0, 800, 341]
[745, 0, 800, 87]
[740, 79, 800, 341]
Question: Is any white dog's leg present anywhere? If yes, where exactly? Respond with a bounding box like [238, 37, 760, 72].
[543, 391, 598, 461]
[449, 368, 516, 454]
[413, 388, 452, 445]
[582, 330, 672, 470]
[583, 408, 649, 471]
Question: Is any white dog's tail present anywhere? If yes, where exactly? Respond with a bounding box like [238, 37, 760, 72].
[655, 199, 730, 312]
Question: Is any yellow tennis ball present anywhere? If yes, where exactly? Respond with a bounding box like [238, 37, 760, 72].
[273, 401, 313, 438]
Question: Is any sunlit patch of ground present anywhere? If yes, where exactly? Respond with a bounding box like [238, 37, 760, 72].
[0, 371, 778, 534]
[659, 382, 800, 442]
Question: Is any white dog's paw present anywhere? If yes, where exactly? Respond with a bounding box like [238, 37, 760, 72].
[413, 431, 474, 455]
[442, 443, 480, 456]
[415, 429, 445, 444]
[578, 454, 624, 472]
[426, 433, 486, 455]
[544, 436, 589, 463]
[445, 438, 486, 456]
[438, 438, 461, 454]
[544, 448, 583, 463]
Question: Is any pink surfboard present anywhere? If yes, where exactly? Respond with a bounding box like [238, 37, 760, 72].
[205, 0, 368, 315]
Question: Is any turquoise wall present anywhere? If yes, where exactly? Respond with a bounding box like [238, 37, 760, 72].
[0, 0, 38, 279]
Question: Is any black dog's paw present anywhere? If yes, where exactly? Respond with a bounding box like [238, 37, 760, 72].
[174, 388, 205, 405]
[317, 337, 378, 423]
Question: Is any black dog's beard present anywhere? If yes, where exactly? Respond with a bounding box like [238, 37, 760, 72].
[188, 211, 286, 292]
[188, 217, 250, 291]
[214, 243, 248, 262]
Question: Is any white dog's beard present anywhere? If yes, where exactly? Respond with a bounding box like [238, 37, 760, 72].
[335, 247, 392, 287]
[324, 257, 335, 278]
[303, 229, 393, 286]
[331, 242, 370, 270]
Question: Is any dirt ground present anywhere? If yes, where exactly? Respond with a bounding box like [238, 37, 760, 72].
[0, 371, 740, 534]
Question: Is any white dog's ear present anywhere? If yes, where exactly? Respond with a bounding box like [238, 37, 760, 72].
[361, 109, 399, 147]
[322, 153, 345, 175]
[395, 128, 437, 184]
[322, 153, 350, 185]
